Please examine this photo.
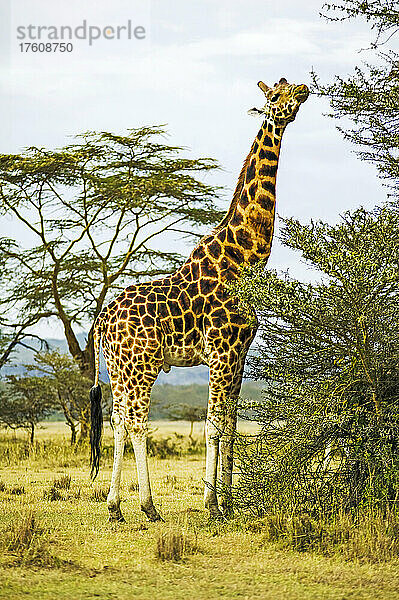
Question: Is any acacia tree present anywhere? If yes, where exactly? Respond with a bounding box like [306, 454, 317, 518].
[0, 376, 56, 444]
[0, 243, 49, 369]
[0, 127, 223, 380]
[233, 207, 399, 514]
[166, 404, 207, 438]
[0, 323, 46, 370]
[321, 1, 399, 42]
[26, 351, 111, 444]
[312, 1, 399, 197]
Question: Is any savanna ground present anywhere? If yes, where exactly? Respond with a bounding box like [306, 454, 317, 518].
[0, 422, 398, 600]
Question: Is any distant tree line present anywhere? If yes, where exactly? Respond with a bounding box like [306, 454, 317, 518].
[0, 351, 111, 444]
[0, 355, 262, 444]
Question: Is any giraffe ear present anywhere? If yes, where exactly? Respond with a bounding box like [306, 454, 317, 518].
[247, 107, 265, 117]
[258, 81, 270, 95]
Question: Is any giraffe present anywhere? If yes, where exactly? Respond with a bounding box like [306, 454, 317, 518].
[89, 77, 309, 522]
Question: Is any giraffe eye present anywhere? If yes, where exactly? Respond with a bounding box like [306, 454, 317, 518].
[271, 94, 280, 102]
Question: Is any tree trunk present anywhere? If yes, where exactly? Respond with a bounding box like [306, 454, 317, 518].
[190, 420, 194, 439]
[60, 316, 85, 366]
[81, 333, 95, 383]
[69, 422, 77, 445]
[78, 418, 90, 443]
[29, 422, 35, 445]
[56, 304, 92, 380]
[58, 393, 78, 445]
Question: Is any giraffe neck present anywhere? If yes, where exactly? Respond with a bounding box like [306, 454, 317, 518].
[173, 118, 285, 286]
[227, 118, 284, 264]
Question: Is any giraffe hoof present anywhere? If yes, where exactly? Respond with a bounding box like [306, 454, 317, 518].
[108, 511, 125, 523]
[141, 504, 164, 522]
[108, 503, 125, 523]
[208, 506, 225, 520]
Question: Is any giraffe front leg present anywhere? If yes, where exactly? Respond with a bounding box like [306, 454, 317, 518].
[219, 408, 237, 516]
[204, 416, 224, 518]
[220, 362, 245, 515]
[107, 412, 126, 523]
[204, 364, 231, 519]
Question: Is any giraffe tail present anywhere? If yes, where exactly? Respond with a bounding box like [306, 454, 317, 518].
[90, 318, 103, 480]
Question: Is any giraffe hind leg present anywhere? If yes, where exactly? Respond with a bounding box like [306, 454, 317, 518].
[104, 363, 128, 523]
[107, 411, 126, 522]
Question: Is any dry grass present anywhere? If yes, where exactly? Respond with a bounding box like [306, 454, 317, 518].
[52, 474, 71, 490]
[43, 474, 80, 502]
[43, 486, 64, 501]
[128, 482, 139, 493]
[156, 526, 199, 561]
[90, 485, 108, 502]
[245, 510, 399, 562]
[9, 485, 25, 495]
[344, 511, 399, 562]
[0, 425, 398, 600]
[1, 511, 59, 567]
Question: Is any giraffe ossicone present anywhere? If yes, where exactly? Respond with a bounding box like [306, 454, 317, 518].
[90, 78, 309, 522]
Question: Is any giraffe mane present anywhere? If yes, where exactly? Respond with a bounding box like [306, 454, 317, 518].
[213, 144, 254, 233]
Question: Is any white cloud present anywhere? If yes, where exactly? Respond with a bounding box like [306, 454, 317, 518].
[1, 11, 375, 104]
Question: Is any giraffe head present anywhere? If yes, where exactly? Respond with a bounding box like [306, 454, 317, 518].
[248, 77, 309, 126]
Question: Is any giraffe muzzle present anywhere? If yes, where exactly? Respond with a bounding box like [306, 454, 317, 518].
[294, 85, 309, 103]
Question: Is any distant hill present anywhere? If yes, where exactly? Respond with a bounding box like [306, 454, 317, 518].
[1, 334, 209, 385]
[2, 334, 263, 388]
[149, 380, 264, 419]
[2, 335, 264, 420]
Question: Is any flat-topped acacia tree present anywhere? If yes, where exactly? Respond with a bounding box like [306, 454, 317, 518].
[0, 127, 223, 382]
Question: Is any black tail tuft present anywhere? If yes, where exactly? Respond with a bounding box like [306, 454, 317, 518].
[90, 385, 103, 480]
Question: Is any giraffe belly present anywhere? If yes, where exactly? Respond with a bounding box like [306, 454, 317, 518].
[163, 341, 207, 370]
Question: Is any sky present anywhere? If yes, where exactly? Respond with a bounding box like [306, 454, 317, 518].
[0, 0, 393, 338]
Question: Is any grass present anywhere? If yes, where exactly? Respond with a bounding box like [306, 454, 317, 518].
[156, 526, 199, 561]
[0, 423, 398, 599]
[244, 511, 399, 562]
[1, 511, 61, 568]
